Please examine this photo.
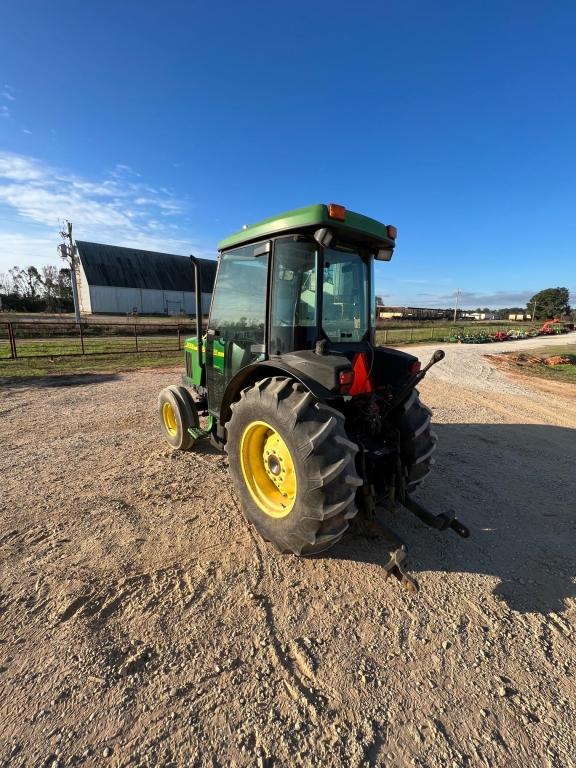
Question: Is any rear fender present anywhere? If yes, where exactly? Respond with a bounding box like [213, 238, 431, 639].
[220, 361, 336, 428]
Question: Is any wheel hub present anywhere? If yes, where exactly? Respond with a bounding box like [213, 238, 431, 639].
[162, 401, 178, 436]
[267, 454, 282, 476]
[239, 421, 297, 518]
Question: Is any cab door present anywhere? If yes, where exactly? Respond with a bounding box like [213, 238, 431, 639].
[206, 243, 269, 415]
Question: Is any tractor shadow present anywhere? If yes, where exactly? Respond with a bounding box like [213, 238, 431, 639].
[329, 423, 576, 615]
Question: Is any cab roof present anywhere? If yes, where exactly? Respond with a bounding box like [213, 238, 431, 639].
[218, 203, 395, 252]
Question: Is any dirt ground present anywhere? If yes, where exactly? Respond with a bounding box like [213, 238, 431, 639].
[1, 335, 575, 768]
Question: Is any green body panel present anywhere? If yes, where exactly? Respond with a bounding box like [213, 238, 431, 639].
[184, 336, 224, 387]
[217, 203, 394, 252]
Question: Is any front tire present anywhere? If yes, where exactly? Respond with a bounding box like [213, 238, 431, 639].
[158, 385, 199, 451]
[225, 377, 362, 555]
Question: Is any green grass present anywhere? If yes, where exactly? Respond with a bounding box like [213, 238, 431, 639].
[0, 350, 183, 379]
[0, 334, 182, 359]
[521, 363, 576, 384]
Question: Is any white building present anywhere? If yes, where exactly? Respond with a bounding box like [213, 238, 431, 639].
[74, 241, 216, 316]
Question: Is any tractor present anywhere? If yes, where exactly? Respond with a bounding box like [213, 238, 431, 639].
[158, 204, 468, 589]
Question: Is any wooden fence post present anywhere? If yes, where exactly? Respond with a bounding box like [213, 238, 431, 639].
[9, 322, 17, 359]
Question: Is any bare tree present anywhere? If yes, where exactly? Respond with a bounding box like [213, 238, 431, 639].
[8, 266, 26, 295]
[0, 272, 14, 294]
[7, 266, 43, 298]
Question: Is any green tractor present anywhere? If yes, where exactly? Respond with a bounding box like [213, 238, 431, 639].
[158, 203, 468, 589]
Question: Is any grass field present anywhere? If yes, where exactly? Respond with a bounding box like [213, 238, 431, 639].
[0, 334, 181, 358]
[0, 350, 183, 379]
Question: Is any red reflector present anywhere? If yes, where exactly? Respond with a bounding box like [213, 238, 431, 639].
[387, 224, 398, 240]
[339, 368, 354, 393]
[410, 360, 421, 375]
[349, 352, 374, 396]
[328, 203, 346, 221]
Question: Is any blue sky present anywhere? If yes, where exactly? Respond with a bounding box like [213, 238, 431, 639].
[1, 0, 575, 308]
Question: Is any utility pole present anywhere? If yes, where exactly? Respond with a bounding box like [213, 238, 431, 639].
[530, 299, 538, 322]
[453, 289, 460, 324]
[59, 221, 81, 324]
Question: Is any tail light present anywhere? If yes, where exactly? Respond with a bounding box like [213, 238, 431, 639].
[339, 368, 354, 394]
[410, 360, 421, 376]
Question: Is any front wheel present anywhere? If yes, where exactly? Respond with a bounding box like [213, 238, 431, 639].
[225, 377, 362, 555]
[158, 385, 199, 451]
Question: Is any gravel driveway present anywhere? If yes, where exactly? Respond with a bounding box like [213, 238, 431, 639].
[1, 335, 575, 767]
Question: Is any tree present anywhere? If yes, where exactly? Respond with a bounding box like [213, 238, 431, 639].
[8, 266, 26, 295]
[41, 265, 59, 311]
[0, 272, 14, 294]
[56, 268, 73, 304]
[7, 266, 43, 298]
[527, 287, 570, 320]
[24, 266, 43, 298]
[375, 295, 384, 307]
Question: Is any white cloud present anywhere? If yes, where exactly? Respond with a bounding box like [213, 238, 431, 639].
[1, 106, 10, 118]
[0, 232, 56, 265]
[2, 85, 16, 101]
[0, 153, 44, 180]
[0, 152, 204, 270]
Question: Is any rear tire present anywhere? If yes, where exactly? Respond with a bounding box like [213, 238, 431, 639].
[392, 389, 437, 491]
[158, 385, 199, 451]
[225, 377, 362, 555]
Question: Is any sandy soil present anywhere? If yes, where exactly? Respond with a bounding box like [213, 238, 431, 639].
[1, 335, 575, 767]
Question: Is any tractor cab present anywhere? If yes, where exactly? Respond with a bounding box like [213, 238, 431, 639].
[201, 203, 397, 417]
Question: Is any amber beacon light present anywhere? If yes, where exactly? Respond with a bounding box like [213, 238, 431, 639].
[328, 203, 347, 221]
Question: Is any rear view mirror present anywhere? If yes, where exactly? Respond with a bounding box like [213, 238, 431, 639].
[314, 227, 333, 248]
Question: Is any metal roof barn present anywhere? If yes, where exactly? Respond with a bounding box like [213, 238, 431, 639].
[74, 241, 216, 316]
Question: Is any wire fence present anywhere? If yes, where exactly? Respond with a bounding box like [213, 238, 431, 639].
[0, 320, 201, 361]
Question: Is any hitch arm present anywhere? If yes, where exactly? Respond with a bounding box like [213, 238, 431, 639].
[403, 495, 470, 538]
[381, 349, 445, 419]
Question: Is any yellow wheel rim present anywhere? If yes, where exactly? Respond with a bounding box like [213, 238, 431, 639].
[162, 401, 178, 436]
[240, 420, 297, 518]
